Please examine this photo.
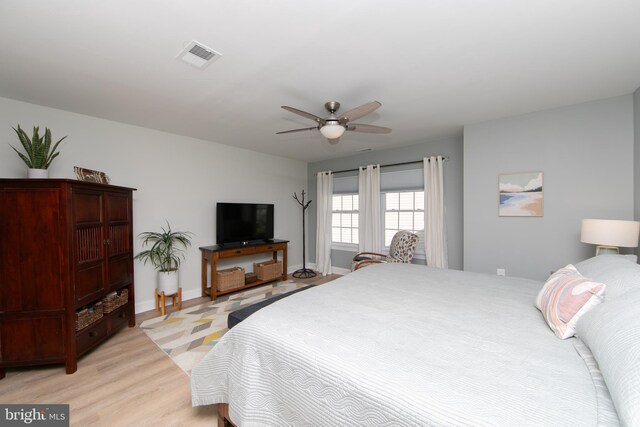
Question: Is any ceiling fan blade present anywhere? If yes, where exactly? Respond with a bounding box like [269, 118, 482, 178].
[327, 137, 341, 145]
[339, 101, 381, 123]
[276, 127, 318, 135]
[346, 123, 392, 134]
[281, 106, 324, 124]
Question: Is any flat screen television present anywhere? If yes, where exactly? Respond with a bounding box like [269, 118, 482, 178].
[216, 202, 274, 245]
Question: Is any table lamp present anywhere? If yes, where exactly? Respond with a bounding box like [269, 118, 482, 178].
[580, 218, 640, 255]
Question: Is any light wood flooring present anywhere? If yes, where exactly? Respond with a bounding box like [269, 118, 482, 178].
[0, 273, 340, 426]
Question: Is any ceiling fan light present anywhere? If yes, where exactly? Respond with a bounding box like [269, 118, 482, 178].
[319, 123, 345, 139]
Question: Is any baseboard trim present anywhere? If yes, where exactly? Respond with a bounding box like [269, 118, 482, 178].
[136, 263, 312, 314]
[135, 288, 202, 314]
[306, 262, 350, 277]
[332, 266, 351, 276]
[287, 264, 303, 274]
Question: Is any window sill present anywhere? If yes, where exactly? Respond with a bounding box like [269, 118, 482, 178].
[332, 244, 425, 260]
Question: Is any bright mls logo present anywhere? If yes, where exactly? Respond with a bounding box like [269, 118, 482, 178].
[1, 405, 69, 426]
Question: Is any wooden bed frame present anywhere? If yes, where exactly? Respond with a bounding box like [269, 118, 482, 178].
[218, 404, 236, 427]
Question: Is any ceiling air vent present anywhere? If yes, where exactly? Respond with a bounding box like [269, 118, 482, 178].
[177, 40, 221, 69]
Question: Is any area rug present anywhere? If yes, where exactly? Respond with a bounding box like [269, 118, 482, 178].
[140, 280, 310, 375]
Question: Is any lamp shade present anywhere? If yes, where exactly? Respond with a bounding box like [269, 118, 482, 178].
[580, 219, 640, 248]
[319, 122, 345, 139]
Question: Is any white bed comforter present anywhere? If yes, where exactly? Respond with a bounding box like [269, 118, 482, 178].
[191, 263, 617, 426]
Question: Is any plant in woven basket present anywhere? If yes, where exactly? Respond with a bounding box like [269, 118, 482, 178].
[135, 221, 193, 272]
[10, 125, 67, 169]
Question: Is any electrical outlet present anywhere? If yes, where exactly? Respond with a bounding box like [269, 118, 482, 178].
[497, 268, 506, 276]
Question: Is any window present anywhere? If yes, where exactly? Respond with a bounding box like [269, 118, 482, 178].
[332, 194, 359, 244]
[383, 191, 424, 247]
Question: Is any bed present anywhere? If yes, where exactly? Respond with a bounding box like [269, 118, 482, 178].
[191, 259, 640, 426]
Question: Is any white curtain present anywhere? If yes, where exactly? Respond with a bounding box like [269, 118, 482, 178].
[424, 156, 448, 268]
[315, 171, 333, 276]
[358, 165, 382, 252]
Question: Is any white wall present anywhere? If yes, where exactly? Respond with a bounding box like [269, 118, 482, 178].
[0, 97, 307, 312]
[464, 95, 635, 280]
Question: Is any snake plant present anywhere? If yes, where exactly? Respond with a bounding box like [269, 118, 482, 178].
[10, 125, 66, 169]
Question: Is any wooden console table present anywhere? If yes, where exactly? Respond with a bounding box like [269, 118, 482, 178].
[200, 240, 289, 300]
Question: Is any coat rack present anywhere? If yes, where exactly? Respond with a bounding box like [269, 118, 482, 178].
[292, 190, 316, 279]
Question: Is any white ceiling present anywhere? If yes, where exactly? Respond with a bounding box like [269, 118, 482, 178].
[1, 1, 640, 162]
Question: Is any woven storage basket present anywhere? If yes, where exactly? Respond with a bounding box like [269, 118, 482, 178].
[253, 260, 282, 281]
[217, 266, 245, 291]
[103, 289, 129, 313]
[75, 301, 104, 331]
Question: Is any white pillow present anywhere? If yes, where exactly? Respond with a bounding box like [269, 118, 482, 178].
[574, 255, 640, 300]
[576, 287, 640, 426]
[535, 264, 605, 339]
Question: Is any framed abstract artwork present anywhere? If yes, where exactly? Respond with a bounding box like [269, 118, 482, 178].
[498, 172, 543, 217]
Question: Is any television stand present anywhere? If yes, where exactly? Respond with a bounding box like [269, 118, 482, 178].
[199, 239, 289, 301]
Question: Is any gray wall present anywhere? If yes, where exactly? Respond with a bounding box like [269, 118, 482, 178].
[635, 87, 640, 227]
[464, 95, 635, 280]
[307, 136, 464, 271]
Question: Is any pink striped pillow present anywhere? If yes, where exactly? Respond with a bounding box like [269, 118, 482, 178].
[535, 265, 605, 339]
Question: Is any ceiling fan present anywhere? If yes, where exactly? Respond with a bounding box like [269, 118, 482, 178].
[276, 101, 392, 144]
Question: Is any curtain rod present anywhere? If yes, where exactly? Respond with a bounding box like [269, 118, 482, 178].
[329, 156, 449, 175]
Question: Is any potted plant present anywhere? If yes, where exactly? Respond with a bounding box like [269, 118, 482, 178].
[135, 222, 193, 294]
[10, 125, 66, 178]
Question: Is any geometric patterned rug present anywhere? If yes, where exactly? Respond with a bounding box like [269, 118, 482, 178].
[140, 280, 310, 375]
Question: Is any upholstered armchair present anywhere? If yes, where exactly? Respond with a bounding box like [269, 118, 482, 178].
[352, 230, 419, 271]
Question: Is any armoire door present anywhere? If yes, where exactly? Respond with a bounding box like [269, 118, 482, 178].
[104, 191, 133, 291]
[72, 188, 106, 307]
